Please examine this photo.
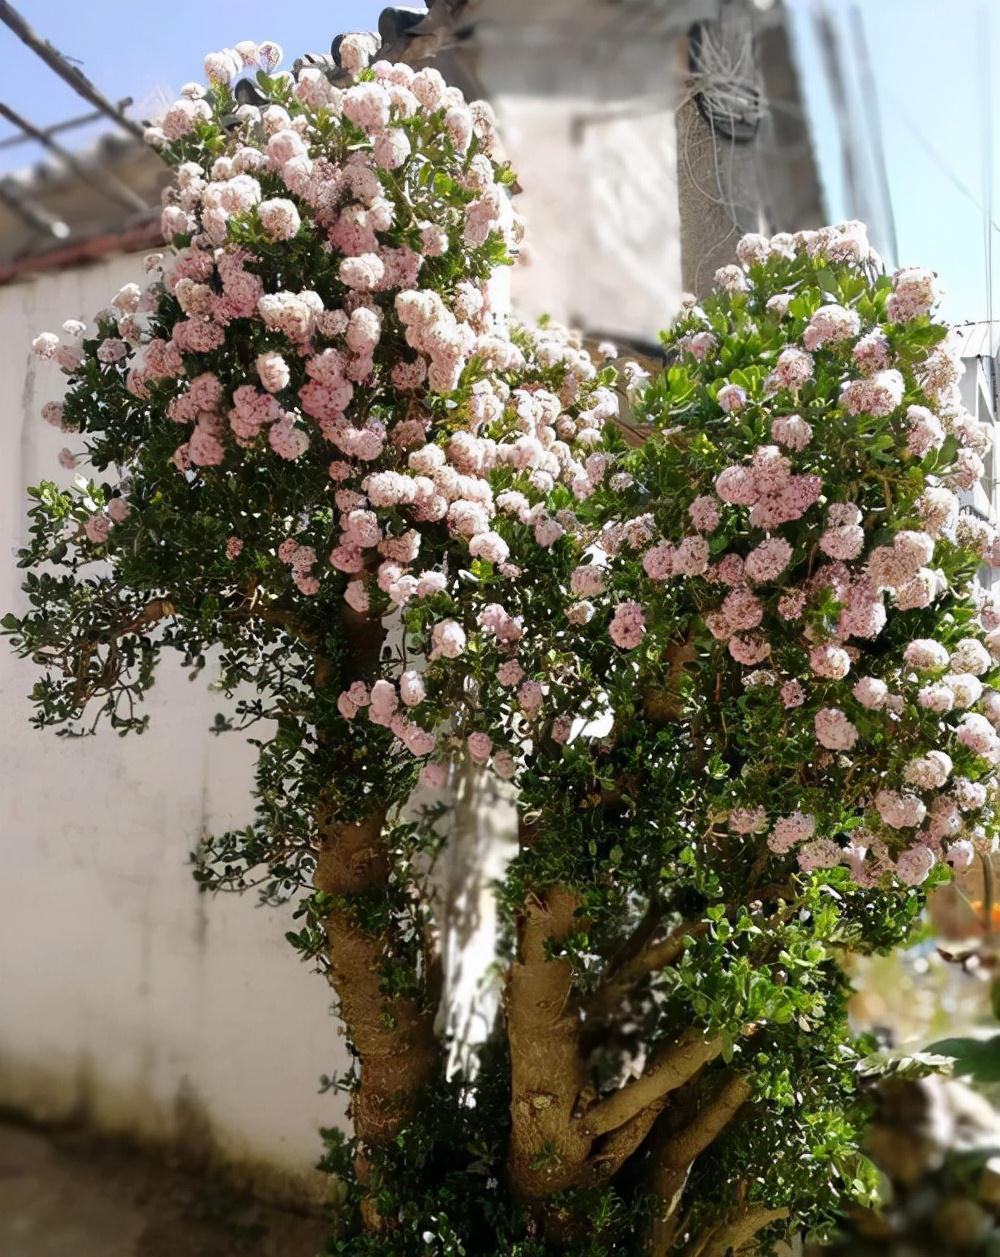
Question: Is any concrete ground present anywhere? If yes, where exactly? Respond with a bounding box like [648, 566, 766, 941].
[0, 1122, 330, 1257]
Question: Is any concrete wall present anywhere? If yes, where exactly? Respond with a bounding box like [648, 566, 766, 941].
[0, 254, 347, 1201]
[432, 4, 688, 339]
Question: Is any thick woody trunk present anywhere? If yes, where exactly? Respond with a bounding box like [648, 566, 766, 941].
[506, 886, 594, 1203]
[315, 801, 440, 1229]
[310, 595, 441, 1230]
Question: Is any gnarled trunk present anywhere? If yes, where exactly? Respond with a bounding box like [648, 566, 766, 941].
[315, 801, 440, 1229]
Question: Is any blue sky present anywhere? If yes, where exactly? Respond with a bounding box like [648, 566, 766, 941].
[0, 2, 415, 157]
[2, 0, 997, 325]
[788, 0, 999, 324]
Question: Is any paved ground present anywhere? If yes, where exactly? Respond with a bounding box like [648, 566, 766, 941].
[0, 1122, 330, 1257]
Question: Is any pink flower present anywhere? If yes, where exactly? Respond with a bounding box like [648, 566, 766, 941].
[721, 588, 763, 631]
[875, 789, 927, 829]
[840, 370, 904, 418]
[32, 332, 59, 358]
[680, 331, 717, 360]
[717, 383, 747, 413]
[343, 82, 391, 134]
[610, 601, 646, 649]
[642, 543, 674, 581]
[570, 565, 606, 597]
[497, 660, 524, 687]
[430, 619, 467, 660]
[258, 198, 301, 241]
[814, 707, 858, 751]
[518, 680, 543, 716]
[852, 676, 887, 709]
[887, 266, 940, 322]
[904, 639, 949, 670]
[256, 351, 290, 394]
[744, 538, 792, 584]
[905, 405, 945, 457]
[269, 418, 309, 460]
[339, 253, 385, 292]
[688, 496, 721, 533]
[97, 338, 128, 364]
[771, 413, 812, 451]
[715, 465, 757, 506]
[852, 330, 891, 375]
[956, 713, 999, 757]
[768, 812, 815, 853]
[492, 750, 516, 780]
[820, 523, 864, 561]
[714, 264, 748, 294]
[374, 129, 411, 170]
[467, 732, 492, 764]
[41, 401, 65, 429]
[809, 643, 850, 680]
[772, 347, 813, 389]
[780, 680, 805, 708]
[802, 303, 860, 350]
[344, 581, 370, 614]
[84, 514, 111, 544]
[399, 670, 426, 707]
[673, 536, 710, 577]
[894, 844, 936, 886]
[797, 838, 843, 873]
[421, 761, 448, 790]
[534, 517, 565, 548]
[469, 532, 510, 564]
[551, 715, 573, 744]
[728, 634, 771, 666]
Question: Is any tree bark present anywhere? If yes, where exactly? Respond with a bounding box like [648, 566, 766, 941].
[506, 885, 594, 1202]
[315, 802, 440, 1229]
[689, 1206, 790, 1257]
[311, 594, 440, 1230]
[644, 1075, 752, 1255]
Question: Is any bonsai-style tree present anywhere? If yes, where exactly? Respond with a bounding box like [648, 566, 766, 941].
[9, 34, 1000, 1256]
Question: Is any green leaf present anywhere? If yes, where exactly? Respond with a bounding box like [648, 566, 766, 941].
[856, 1050, 954, 1081]
[925, 1034, 1000, 1083]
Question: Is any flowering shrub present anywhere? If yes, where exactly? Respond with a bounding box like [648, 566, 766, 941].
[7, 30, 998, 1257]
[426, 222, 998, 893]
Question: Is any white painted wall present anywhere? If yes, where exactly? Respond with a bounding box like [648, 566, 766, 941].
[0, 255, 347, 1199]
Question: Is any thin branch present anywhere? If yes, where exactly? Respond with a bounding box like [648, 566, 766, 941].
[576, 1034, 724, 1139]
[586, 883, 797, 1025]
[579, 1098, 670, 1189]
[689, 1205, 790, 1257]
[645, 1075, 752, 1256]
[602, 898, 666, 984]
[586, 920, 709, 1022]
[120, 597, 175, 636]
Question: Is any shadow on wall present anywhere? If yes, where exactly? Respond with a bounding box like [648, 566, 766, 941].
[0, 254, 352, 1203]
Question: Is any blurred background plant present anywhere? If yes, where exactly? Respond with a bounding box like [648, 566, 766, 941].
[812, 863, 1000, 1255]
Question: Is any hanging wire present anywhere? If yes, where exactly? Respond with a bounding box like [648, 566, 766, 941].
[979, 5, 994, 335]
[882, 92, 1000, 238]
